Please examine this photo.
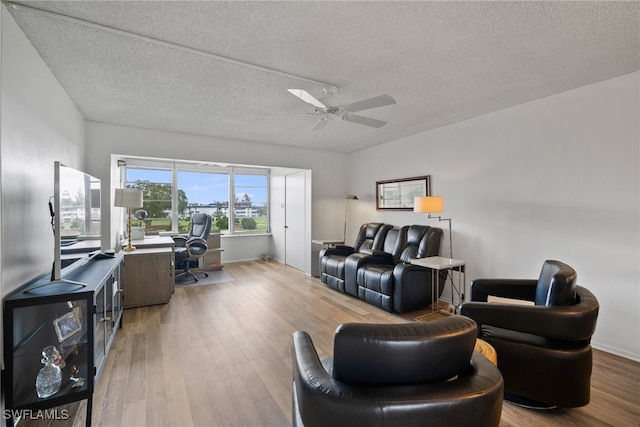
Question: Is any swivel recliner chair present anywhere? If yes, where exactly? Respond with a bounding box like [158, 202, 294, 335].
[292, 316, 504, 427]
[460, 260, 599, 408]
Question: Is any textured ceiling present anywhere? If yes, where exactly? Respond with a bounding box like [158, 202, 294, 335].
[5, 1, 639, 153]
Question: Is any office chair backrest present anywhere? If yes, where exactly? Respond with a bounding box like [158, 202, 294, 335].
[535, 260, 577, 306]
[189, 213, 212, 240]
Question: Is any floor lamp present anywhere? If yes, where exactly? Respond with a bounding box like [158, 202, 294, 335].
[115, 188, 143, 252]
[343, 194, 358, 242]
[414, 196, 453, 259]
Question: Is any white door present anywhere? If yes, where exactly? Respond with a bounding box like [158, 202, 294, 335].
[285, 171, 306, 272]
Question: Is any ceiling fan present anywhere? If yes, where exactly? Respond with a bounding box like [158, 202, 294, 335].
[287, 89, 396, 131]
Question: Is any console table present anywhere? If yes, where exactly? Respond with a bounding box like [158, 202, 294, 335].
[410, 256, 465, 313]
[312, 239, 345, 248]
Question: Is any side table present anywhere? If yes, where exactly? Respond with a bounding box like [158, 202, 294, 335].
[475, 339, 498, 366]
[312, 239, 344, 249]
[410, 256, 465, 313]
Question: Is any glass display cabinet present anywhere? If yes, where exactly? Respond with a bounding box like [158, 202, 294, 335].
[3, 254, 124, 427]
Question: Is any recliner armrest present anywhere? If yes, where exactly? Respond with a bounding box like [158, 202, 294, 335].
[460, 288, 598, 341]
[392, 263, 443, 313]
[357, 251, 395, 266]
[319, 246, 354, 258]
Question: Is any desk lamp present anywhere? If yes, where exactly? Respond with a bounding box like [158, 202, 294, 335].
[115, 188, 143, 251]
[414, 196, 453, 259]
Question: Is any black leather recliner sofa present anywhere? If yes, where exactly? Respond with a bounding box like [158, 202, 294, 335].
[321, 223, 444, 313]
[292, 316, 504, 427]
[353, 224, 444, 313]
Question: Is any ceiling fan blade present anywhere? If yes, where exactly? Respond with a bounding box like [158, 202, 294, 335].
[312, 117, 328, 131]
[342, 94, 396, 113]
[343, 113, 387, 128]
[287, 89, 327, 109]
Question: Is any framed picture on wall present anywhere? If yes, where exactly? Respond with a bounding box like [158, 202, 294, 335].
[376, 175, 431, 210]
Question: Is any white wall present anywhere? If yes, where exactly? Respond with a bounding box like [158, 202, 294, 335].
[0, 6, 85, 382]
[0, 7, 85, 295]
[84, 122, 348, 269]
[348, 72, 640, 361]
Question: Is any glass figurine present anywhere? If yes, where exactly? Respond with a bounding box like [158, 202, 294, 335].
[35, 345, 63, 398]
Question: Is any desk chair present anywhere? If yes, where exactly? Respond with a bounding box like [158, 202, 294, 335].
[173, 213, 212, 282]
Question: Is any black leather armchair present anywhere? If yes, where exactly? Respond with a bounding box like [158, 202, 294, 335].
[460, 260, 599, 408]
[353, 225, 444, 313]
[173, 213, 212, 282]
[292, 316, 504, 427]
[319, 223, 390, 294]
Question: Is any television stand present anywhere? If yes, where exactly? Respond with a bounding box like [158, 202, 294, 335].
[3, 254, 124, 427]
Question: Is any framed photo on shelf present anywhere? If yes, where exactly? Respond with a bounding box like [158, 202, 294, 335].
[376, 175, 431, 210]
[53, 311, 82, 342]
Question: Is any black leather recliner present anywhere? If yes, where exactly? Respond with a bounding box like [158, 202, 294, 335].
[343, 225, 409, 298]
[319, 223, 390, 294]
[460, 260, 599, 408]
[353, 225, 444, 313]
[292, 316, 504, 427]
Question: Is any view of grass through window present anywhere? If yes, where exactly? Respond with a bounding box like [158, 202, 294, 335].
[125, 165, 269, 235]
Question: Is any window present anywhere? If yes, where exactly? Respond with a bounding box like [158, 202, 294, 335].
[122, 160, 269, 236]
[177, 170, 229, 233]
[125, 168, 172, 233]
[233, 173, 268, 234]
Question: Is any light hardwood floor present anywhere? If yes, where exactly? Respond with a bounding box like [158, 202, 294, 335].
[25, 261, 640, 426]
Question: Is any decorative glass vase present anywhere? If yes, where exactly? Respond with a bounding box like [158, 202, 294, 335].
[35, 346, 62, 399]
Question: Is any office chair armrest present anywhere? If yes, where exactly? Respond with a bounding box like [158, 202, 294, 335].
[185, 237, 208, 257]
[173, 235, 188, 248]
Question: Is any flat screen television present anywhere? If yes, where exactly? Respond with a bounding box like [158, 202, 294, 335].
[51, 161, 102, 282]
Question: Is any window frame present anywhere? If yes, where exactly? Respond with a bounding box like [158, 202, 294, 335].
[121, 159, 270, 236]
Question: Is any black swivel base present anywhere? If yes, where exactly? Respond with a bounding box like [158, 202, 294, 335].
[175, 259, 209, 283]
[504, 393, 557, 410]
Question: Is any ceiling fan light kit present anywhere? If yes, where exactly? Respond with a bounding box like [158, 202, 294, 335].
[287, 89, 396, 131]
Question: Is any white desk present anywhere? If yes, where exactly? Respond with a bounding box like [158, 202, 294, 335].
[411, 256, 465, 313]
[312, 239, 345, 248]
[127, 235, 176, 249]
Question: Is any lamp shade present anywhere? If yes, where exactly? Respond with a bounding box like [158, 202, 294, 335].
[414, 196, 444, 213]
[114, 188, 143, 208]
[346, 194, 358, 200]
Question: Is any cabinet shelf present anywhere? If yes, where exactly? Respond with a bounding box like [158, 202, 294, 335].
[3, 254, 124, 427]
